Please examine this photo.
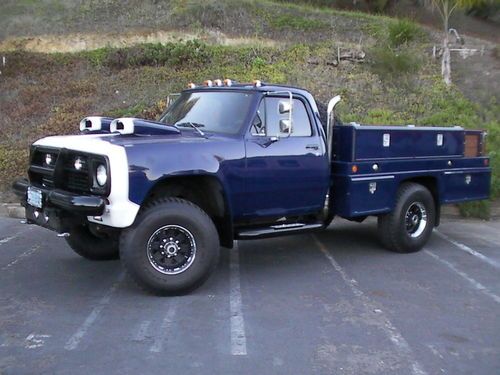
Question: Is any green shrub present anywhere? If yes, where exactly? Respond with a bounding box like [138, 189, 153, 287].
[251, 57, 267, 69]
[370, 47, 422, 77]
[417, 80, 480, 128]
[388, 19, 422, 47]
[82, 47, 112, 67]
[459, 200, 491, 220]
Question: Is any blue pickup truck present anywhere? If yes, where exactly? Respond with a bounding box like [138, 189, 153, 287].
[13, 80, 491, 294]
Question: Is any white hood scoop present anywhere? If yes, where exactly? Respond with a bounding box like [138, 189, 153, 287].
[79, 116, 113, 132]
[110, 118, 181, 136]
[110, 118, 135, 135]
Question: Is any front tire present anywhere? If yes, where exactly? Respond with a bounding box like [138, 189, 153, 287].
[65, 225, 119, 260]
[120, 198, 220, 295]
[378, 183, 435, 253]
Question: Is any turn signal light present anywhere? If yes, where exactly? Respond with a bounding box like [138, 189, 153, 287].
[484, 158, 489, 166]
[352, 165, 358, 173]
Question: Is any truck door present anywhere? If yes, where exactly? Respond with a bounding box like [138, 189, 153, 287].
[243, 95, 330, 219]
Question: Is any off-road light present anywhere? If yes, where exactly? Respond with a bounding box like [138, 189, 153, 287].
[214, 79, 223, 87]
[223, 79, 232, 86]
[45, 154, 53, 165]
[187, 82, 196, 89]
[253, 80, 262, 87]
[74, 157, 83, 171]
[96, 164, 107, 186]
[203, 80, 213, 87]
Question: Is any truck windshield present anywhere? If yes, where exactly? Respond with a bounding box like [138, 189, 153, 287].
[159, 91, 254, 135]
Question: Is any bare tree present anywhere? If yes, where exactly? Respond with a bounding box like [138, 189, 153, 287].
[426, 0, 486, 85]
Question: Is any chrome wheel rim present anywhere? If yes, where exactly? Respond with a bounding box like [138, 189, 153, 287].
[146, 225, 196, 275]
[405, 202, 427, 238]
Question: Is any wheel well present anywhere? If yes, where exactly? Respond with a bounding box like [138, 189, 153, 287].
[399, 176, 441, 226]
[143, 176, 233, 248]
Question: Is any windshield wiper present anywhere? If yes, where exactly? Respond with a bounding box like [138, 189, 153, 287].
[175, 122, 208, 138]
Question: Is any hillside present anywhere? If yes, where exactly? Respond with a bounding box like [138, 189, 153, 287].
[0, 0, 498, 217]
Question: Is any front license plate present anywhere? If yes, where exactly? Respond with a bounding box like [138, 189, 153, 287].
[27, 187, 43, 209]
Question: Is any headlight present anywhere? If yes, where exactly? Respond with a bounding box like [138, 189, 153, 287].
[96, 164, 108, 186]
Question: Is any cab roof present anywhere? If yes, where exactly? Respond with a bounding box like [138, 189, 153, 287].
[182, 82, 319, 113]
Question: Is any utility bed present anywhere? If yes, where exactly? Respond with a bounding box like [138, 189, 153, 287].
[331, 123, 491, 218]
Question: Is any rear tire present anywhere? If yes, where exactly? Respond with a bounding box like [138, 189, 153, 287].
[378, 183, 435, 253]
[65, 225, 119, 260]
[120, 198, 220, 295]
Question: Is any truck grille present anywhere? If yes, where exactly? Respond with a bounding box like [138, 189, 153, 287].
[28, 147, 108, 196]
[64, 155, 91, 193]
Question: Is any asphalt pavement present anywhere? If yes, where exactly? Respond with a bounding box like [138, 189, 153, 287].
[0, 216, 498, 375]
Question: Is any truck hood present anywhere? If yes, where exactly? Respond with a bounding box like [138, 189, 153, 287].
[33, 128, 232, 154]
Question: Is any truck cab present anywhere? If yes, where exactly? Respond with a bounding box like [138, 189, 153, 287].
[13, 80, 491, 295]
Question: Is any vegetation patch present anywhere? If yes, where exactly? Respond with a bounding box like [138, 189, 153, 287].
[369, 47, 422, 77]
[82, 40, 213, 69]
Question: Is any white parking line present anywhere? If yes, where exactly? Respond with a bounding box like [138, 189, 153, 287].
[65, 272, 125, 350]
[150, 303, 177, 353]
[230, 242, 247, 356]
[0, 235, 17, 246]
[0, 227, 34, 248]
[1, 245, 40, 271]
[435, 230, 500, 269]
[425, 250, 500, 304]
[313, 236, 427, 375]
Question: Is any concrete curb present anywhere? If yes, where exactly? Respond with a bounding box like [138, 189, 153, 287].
[0, 203, 25, 220]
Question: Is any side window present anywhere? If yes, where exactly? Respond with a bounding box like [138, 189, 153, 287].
[251, 99, 267, 136]
[264, 97, 312, 137]
[290, 99, 312, 137]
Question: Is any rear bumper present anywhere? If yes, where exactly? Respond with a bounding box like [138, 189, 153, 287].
[13, 178, 106, 216]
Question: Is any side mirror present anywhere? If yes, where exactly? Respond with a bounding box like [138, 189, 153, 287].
[278, 100, 292, 114]
[280, 119, 292, 134]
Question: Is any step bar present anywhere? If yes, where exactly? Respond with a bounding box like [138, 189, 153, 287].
[236, 223, 324, 239]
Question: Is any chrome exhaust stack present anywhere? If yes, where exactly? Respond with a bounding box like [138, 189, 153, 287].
[326, 95, 341, 160]
[323, 95, 341, 220]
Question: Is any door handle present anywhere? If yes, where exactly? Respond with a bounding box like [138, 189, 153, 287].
[306, 144, 319, 150]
